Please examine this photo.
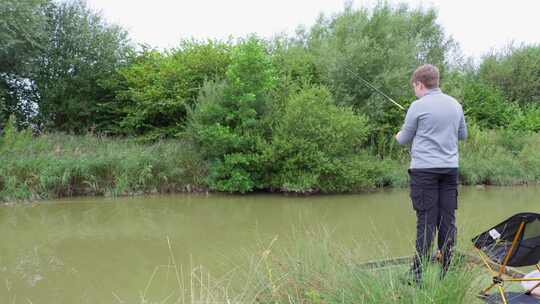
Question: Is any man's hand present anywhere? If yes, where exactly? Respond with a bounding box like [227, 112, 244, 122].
[395, 131, 402, 141]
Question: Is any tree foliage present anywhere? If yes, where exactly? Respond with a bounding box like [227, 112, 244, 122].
[0, 0, 49, 75]
[269, 86, 373, 193]
[188, 37, 276, 192]
[0, 0, 50, 128]
[111, 40, 231, 138]
[479, 44, 540, 105]
[462, 81, 520, 129]
[308, 3, 458, 143]
[32, 0, 131, 132]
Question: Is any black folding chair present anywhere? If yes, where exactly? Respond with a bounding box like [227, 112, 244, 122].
[472, 212, 540, 304]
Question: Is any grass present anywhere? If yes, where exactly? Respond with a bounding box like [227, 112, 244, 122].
[459, 123, 540, 186]
[138, 228, 488, 304]
[0, 130, 208, 202]
[2, 121, 540, 202]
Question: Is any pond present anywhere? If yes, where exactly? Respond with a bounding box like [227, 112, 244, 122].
[1, 186, 538, 303]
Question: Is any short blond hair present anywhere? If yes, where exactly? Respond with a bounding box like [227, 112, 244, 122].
[411, 64, 439, 89]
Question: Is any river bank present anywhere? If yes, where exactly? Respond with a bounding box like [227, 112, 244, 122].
[2, 125, 540, 203]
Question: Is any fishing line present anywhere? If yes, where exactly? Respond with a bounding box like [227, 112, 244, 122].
[344, 67, 406, 111]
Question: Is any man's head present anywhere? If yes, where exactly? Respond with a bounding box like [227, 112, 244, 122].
[411, 64, 439, 98]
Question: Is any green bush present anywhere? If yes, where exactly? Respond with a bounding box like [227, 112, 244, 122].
[188, 37, 276, 193]
[270, 34, 320, 88]
[268, 86, 374, 193]
[462, 82, 519, 129]
[112, 40, 232, 139]
[510, 104, 540, 132]
[479, 44, 540, 105]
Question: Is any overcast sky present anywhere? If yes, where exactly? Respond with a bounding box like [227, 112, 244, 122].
[86, 0, 540, 60]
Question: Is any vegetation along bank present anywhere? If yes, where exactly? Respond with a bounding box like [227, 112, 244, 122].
[2, 1, 540, 201]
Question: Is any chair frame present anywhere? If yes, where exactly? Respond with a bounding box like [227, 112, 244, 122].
[476, 220, 540, 304]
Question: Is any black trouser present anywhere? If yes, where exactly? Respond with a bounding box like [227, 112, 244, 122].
[408, 168, 458, 281]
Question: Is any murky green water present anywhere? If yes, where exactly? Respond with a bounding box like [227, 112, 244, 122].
[1, 186, 539, 303]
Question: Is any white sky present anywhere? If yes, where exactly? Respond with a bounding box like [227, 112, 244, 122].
[86, 0, 540, 60]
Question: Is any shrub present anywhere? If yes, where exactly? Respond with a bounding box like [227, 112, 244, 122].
[188, 37, 276, 193]
[462, 82, 519, 129]
[270, 34, 320, 88]
[510, 104, 540, 132]
[268, 86, 373, 193]
[113, 40, 231, 139]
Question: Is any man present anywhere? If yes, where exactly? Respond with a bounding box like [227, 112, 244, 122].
[395, 64, 467, 283]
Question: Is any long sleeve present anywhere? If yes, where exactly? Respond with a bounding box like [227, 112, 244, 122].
[396, 102, 418, 145]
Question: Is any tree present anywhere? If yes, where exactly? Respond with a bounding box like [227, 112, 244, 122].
[307, 3, 458, 149]
[188, 37, 276, 192]
[112, 40, 231, 138]
[0, 0, 50, 128]
[269, 86, 372, 193]
[462, 81, 520, 129]
[32, 0, 131, 132]
[0, 0, 49, 74]
[479, 44, 540, 105]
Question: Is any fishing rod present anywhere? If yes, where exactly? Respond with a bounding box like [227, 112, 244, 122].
[344, 67, 406, 111]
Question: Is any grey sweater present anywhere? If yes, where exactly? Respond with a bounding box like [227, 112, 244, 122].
[396, 88, 467, 169]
